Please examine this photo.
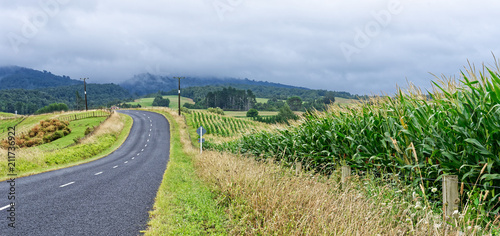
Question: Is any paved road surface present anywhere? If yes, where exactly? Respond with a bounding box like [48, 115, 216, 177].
[0, 110, 170, 235]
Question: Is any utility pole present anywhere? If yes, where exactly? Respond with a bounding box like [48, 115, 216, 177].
[81, 78, 89, 111]
[174, 77, 185, 116]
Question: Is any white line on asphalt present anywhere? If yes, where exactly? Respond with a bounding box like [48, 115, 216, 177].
[149, 134, 150, 137]
[0, 205, 10, 211]
[141, 149, 144, 152]
[94, 172, 103, 176]
[145, 144, 148, 147]
[113, 165, 118, 168]
[150, 129, 152, 131]
[151, 124, 152, 127]
[132, 157, 135, 160]
[125, 161, 128, 164]
[137, 153, 140, 156]
[147, 139, 149, 142]
[60, 182, 75, 188]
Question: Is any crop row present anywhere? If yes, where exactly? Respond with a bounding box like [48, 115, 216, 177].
[189, 111, 256, 137]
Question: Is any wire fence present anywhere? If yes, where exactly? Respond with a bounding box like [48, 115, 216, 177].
[334, 166, 500, 218]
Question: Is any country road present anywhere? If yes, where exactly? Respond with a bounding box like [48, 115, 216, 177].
[0, 110, 170, 236]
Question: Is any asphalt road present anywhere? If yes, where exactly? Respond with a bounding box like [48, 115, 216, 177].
[0, 110, 170, 236]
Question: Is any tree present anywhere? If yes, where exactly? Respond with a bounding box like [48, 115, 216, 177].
[287, 96, 303, 111]
[322, 91, 336, 104]
[246, 108, 259, 117]
[75, 91, 85, 110]
[152, 96, 170, 107]
[277, 104, 298, 121]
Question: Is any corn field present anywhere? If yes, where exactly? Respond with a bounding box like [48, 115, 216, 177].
[189, 111, 257, 137]
[214, 64, 500, 218]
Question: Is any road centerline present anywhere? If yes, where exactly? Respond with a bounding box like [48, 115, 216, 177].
[94, 172, 103, 176]
[59, 182, 75, 188]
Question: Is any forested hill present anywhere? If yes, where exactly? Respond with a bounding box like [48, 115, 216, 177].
[165, 84, 360, 101]
[120, 73, 307, 96]
[0, 84, 132, 114]
[0, 66, 81, 90]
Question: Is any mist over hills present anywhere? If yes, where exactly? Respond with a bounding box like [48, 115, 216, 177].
[120, 73, 309, 96]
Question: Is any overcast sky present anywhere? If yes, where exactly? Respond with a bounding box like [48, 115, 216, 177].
[1, 0, 499, 95]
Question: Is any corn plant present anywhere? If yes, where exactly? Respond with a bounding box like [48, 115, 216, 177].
[216, 63, 500, 218]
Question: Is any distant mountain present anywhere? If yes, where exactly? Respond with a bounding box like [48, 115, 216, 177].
[0, 66, 81, 90]
[120, 73, 308, 96]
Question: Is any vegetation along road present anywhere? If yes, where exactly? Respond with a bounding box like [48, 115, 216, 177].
[0, 110, 170, 235]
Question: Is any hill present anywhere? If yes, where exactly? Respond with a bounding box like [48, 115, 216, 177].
[0, 66, 81, 90]
[120, 74, 308, 96]
[0, 84, 132, 114]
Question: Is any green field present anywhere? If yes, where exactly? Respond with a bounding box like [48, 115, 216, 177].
[256, 97, 269, 103]
[224, 110, 278, 118]
[0, 112, 16, 118]
[125, 96, 194, 109]
[37, 117, 107, 150]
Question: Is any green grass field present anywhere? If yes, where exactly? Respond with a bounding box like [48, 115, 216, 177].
[224, 110, 278, 118]
[124, 96, 195, 109]
[0, 112, 16, 118]
[37, 117, 107, 151]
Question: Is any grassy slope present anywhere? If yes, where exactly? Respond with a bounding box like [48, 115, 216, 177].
[37, 117, 107, 150]
[0, 112, 16, 117]
[143, 108, 227, 235]
[0, 113, 133, 181]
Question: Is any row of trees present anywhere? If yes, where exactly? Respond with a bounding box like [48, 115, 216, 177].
[35, 103, 69, 114]
[204, 87, 257, 111]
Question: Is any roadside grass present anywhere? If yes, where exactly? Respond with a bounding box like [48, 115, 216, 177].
[143, 107, 228, 236]
[0, 112, 132, 181]
[195, 150, 480, 235]
[37, 117, 107, 151]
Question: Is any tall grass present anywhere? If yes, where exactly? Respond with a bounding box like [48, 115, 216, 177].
[215, 62, 500, 224]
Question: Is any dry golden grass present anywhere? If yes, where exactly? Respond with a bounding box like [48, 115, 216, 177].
[80, 111, 123, 144]
[193, 150, 487, 235]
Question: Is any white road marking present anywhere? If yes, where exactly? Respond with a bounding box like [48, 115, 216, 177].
[0, 205, 10, 211]
[113, 165, 118, 168]
[150, 124, 152, 127]
[132, 157, 135, 160]
[124, 161, 128, 164]
[141, 149, 144, 152]
[147, 139, 149, 142]
[150, 129, 152, 132]
[149, 134, 150, 137]
[137, 153, 140, 156]
[94, 172, 103, 176]
[145, 144, 148, 147]
[60, 182, 75, 188]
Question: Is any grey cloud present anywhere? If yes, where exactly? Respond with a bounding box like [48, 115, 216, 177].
[1, 0, 500, 95]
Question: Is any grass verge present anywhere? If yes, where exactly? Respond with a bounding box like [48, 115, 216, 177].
[0, 112, 133, 181]
[143, 108, 227, 235]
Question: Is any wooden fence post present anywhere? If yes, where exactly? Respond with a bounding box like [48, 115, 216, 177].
[443, 175, 459, 218]
[295, 161, 302, 175]
[341, 166, 351, 188]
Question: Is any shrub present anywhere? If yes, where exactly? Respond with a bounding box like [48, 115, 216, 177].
[246, 109, 259, 117]
[207, 107, 224, 115]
